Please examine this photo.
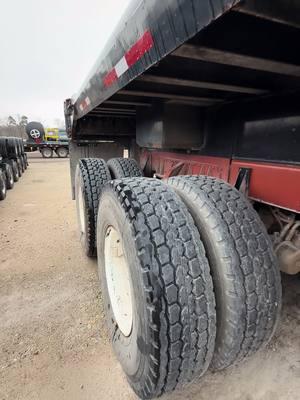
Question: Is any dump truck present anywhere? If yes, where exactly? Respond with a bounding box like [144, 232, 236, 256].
[25, 122, 69, 158]
[64, 1, 300, 398]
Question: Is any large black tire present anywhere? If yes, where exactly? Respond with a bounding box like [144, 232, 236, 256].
[2, 163, 14, 190]
[0, 137, 8, 158]
[20, 139, 25, 154]
[56, 146, 69, 158]
[7, 159, 19, 182]
[16, 158, 23, 177]
[16, 138, 22, 157]
[97, 178, 216, 399]
[6, 138, 18, 158]
[24, 153, 29, 167]
[19, 155, 25, 172]
[26, 121, 45, 141]
[40, 147, 53, 159]
[167, 176, 282, 370]
[107, 157, 143, 178]
[21, 155, 27, 170]
[0, 170, 7, 200]
[75, 158, 111, 257]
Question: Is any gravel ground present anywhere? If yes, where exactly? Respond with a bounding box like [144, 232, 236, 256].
[0, 155, 299, 400]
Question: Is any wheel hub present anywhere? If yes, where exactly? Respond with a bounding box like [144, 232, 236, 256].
[104, 226, 133, 337]
[30, 129, 41, 139]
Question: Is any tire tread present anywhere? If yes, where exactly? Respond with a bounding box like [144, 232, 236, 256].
[77, 158, 111, 256]
[107, 157, 143, 178]
[103, 178, 216, 398]
[167, 176, 282, 370]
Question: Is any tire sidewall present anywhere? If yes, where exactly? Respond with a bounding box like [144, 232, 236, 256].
[107, 158, 143, 179]
[56, 147, 68, 158]
[97, 191, 148, 382]
[0, 171, 7, 200]
[20, 156, 25, 172]
[12, 160, 19, 181]
[4, 164, 14, 189]
[17, 159, 22, 176]
[41, 148, 53, 158]
[107, 161, 124, 179]
[22, 155, 27, 169]
[171, 184, 243, 348]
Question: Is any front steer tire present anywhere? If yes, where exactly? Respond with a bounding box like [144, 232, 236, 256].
[167, 176, 282, 370]
[75, 158, 111, 257]
[107, 157, 143, 178]
[97, 178, 216, 399]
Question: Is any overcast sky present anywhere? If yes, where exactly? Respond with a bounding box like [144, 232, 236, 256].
[0, 0, 130, 126]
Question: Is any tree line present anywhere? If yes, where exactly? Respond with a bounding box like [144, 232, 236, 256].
[0, 115, 28, 138]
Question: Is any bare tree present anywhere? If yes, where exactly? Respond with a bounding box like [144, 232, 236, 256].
[19, 115, 28, 127]
[0, 114, 27, 138]
[7, 116, 17, 126]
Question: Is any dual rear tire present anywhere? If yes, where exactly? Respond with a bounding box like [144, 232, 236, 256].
[107, 157, 143, 178]
[75, 157, 143, 256]
[97, 178, 216, 398]
[40, 147, 53, 158]
[56, 147, 69, 158]
[75, 158, 281, 399]
[167, 176, 281, 370]
[40, 147, 69, 158]
[75, 158, 111, 257]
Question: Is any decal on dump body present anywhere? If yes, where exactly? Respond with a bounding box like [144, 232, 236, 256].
[79, 96, 91, 111]
[103, 30, 154, 88]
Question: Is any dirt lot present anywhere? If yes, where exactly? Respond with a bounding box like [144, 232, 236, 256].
[0, 155, 299, 400]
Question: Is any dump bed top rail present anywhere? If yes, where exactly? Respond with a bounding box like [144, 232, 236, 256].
[71, 0, 240, 121]
[65, 0, 300, 139]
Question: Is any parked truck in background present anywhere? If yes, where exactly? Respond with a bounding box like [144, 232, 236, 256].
[64, 1, 300, 398]
[25, 121, 69, 158]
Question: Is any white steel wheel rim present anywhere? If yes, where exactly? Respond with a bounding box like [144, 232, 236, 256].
[104, 226, 133, 337]
[30, 129, 41, 139]
[78, 187, 86, 234]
